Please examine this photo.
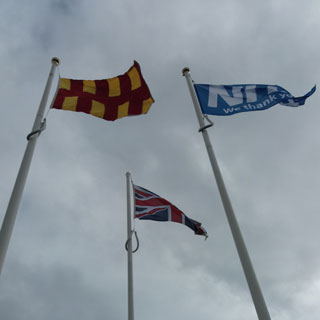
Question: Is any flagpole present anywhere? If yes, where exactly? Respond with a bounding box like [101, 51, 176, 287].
[182, 68, 271, 320]
[126, 172, 134, 320]
[0, 57, 60, 276]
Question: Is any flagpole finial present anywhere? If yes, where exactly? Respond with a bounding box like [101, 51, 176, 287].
[51, 57, 60, 66]
[182, 67, 190, 76]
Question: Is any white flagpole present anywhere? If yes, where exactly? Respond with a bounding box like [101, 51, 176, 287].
[0, 57, 60, 276]
[182, 68, 271, 320]
[126, 172, 134, 320]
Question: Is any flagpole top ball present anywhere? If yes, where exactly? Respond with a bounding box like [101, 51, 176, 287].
[51, 57, 60, 65]
[182, 67, 190, 75]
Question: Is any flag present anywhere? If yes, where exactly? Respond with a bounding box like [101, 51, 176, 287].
[51, 61, 154, 121]
[134, 184, 208, 238]
[194, 83, 316, 116]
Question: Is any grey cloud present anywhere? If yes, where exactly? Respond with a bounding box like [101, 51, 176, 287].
[0, 1, 320, 319]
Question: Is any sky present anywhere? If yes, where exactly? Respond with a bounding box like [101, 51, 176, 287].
[0, 0, 319, 319]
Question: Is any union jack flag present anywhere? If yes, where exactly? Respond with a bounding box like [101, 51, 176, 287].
[134, 184, 208, 238]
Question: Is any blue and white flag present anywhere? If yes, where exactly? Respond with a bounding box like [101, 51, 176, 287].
[194, 84, 316, 116]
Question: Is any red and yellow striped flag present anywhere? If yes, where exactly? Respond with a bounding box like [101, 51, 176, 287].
[52, 61, 154, 121]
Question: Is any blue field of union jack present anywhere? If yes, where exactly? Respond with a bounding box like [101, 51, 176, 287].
[134, 184, 207, 238]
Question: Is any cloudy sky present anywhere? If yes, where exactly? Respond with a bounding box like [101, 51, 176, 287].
[0, 1, 319, 319]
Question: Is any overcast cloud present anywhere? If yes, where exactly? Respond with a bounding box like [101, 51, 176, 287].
[0, 1, 319, 319]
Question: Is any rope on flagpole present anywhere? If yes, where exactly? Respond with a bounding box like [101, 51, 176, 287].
[198, 115, 214, 132]
[26, 57, 61, 141]
[26, 118, 47, 140]
[125, 230, 139, 253]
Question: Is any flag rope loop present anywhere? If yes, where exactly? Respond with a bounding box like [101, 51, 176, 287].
[26, 118, 47, 141]
[125, 230, 139, 253]
[198, 115, 213, 132]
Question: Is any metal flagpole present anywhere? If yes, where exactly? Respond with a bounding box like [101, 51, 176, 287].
[0, 57, 60, 276]
[182, 68, 271, 320]
[126, 172, 134, 320]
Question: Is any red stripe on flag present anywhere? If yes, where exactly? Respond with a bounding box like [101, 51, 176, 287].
[171, 207, 183, 223]
[119, 73, 131, 96]
[76, 96, 92, 114]
[95, 79, 109, 97]
[103, 104, 118, 121]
